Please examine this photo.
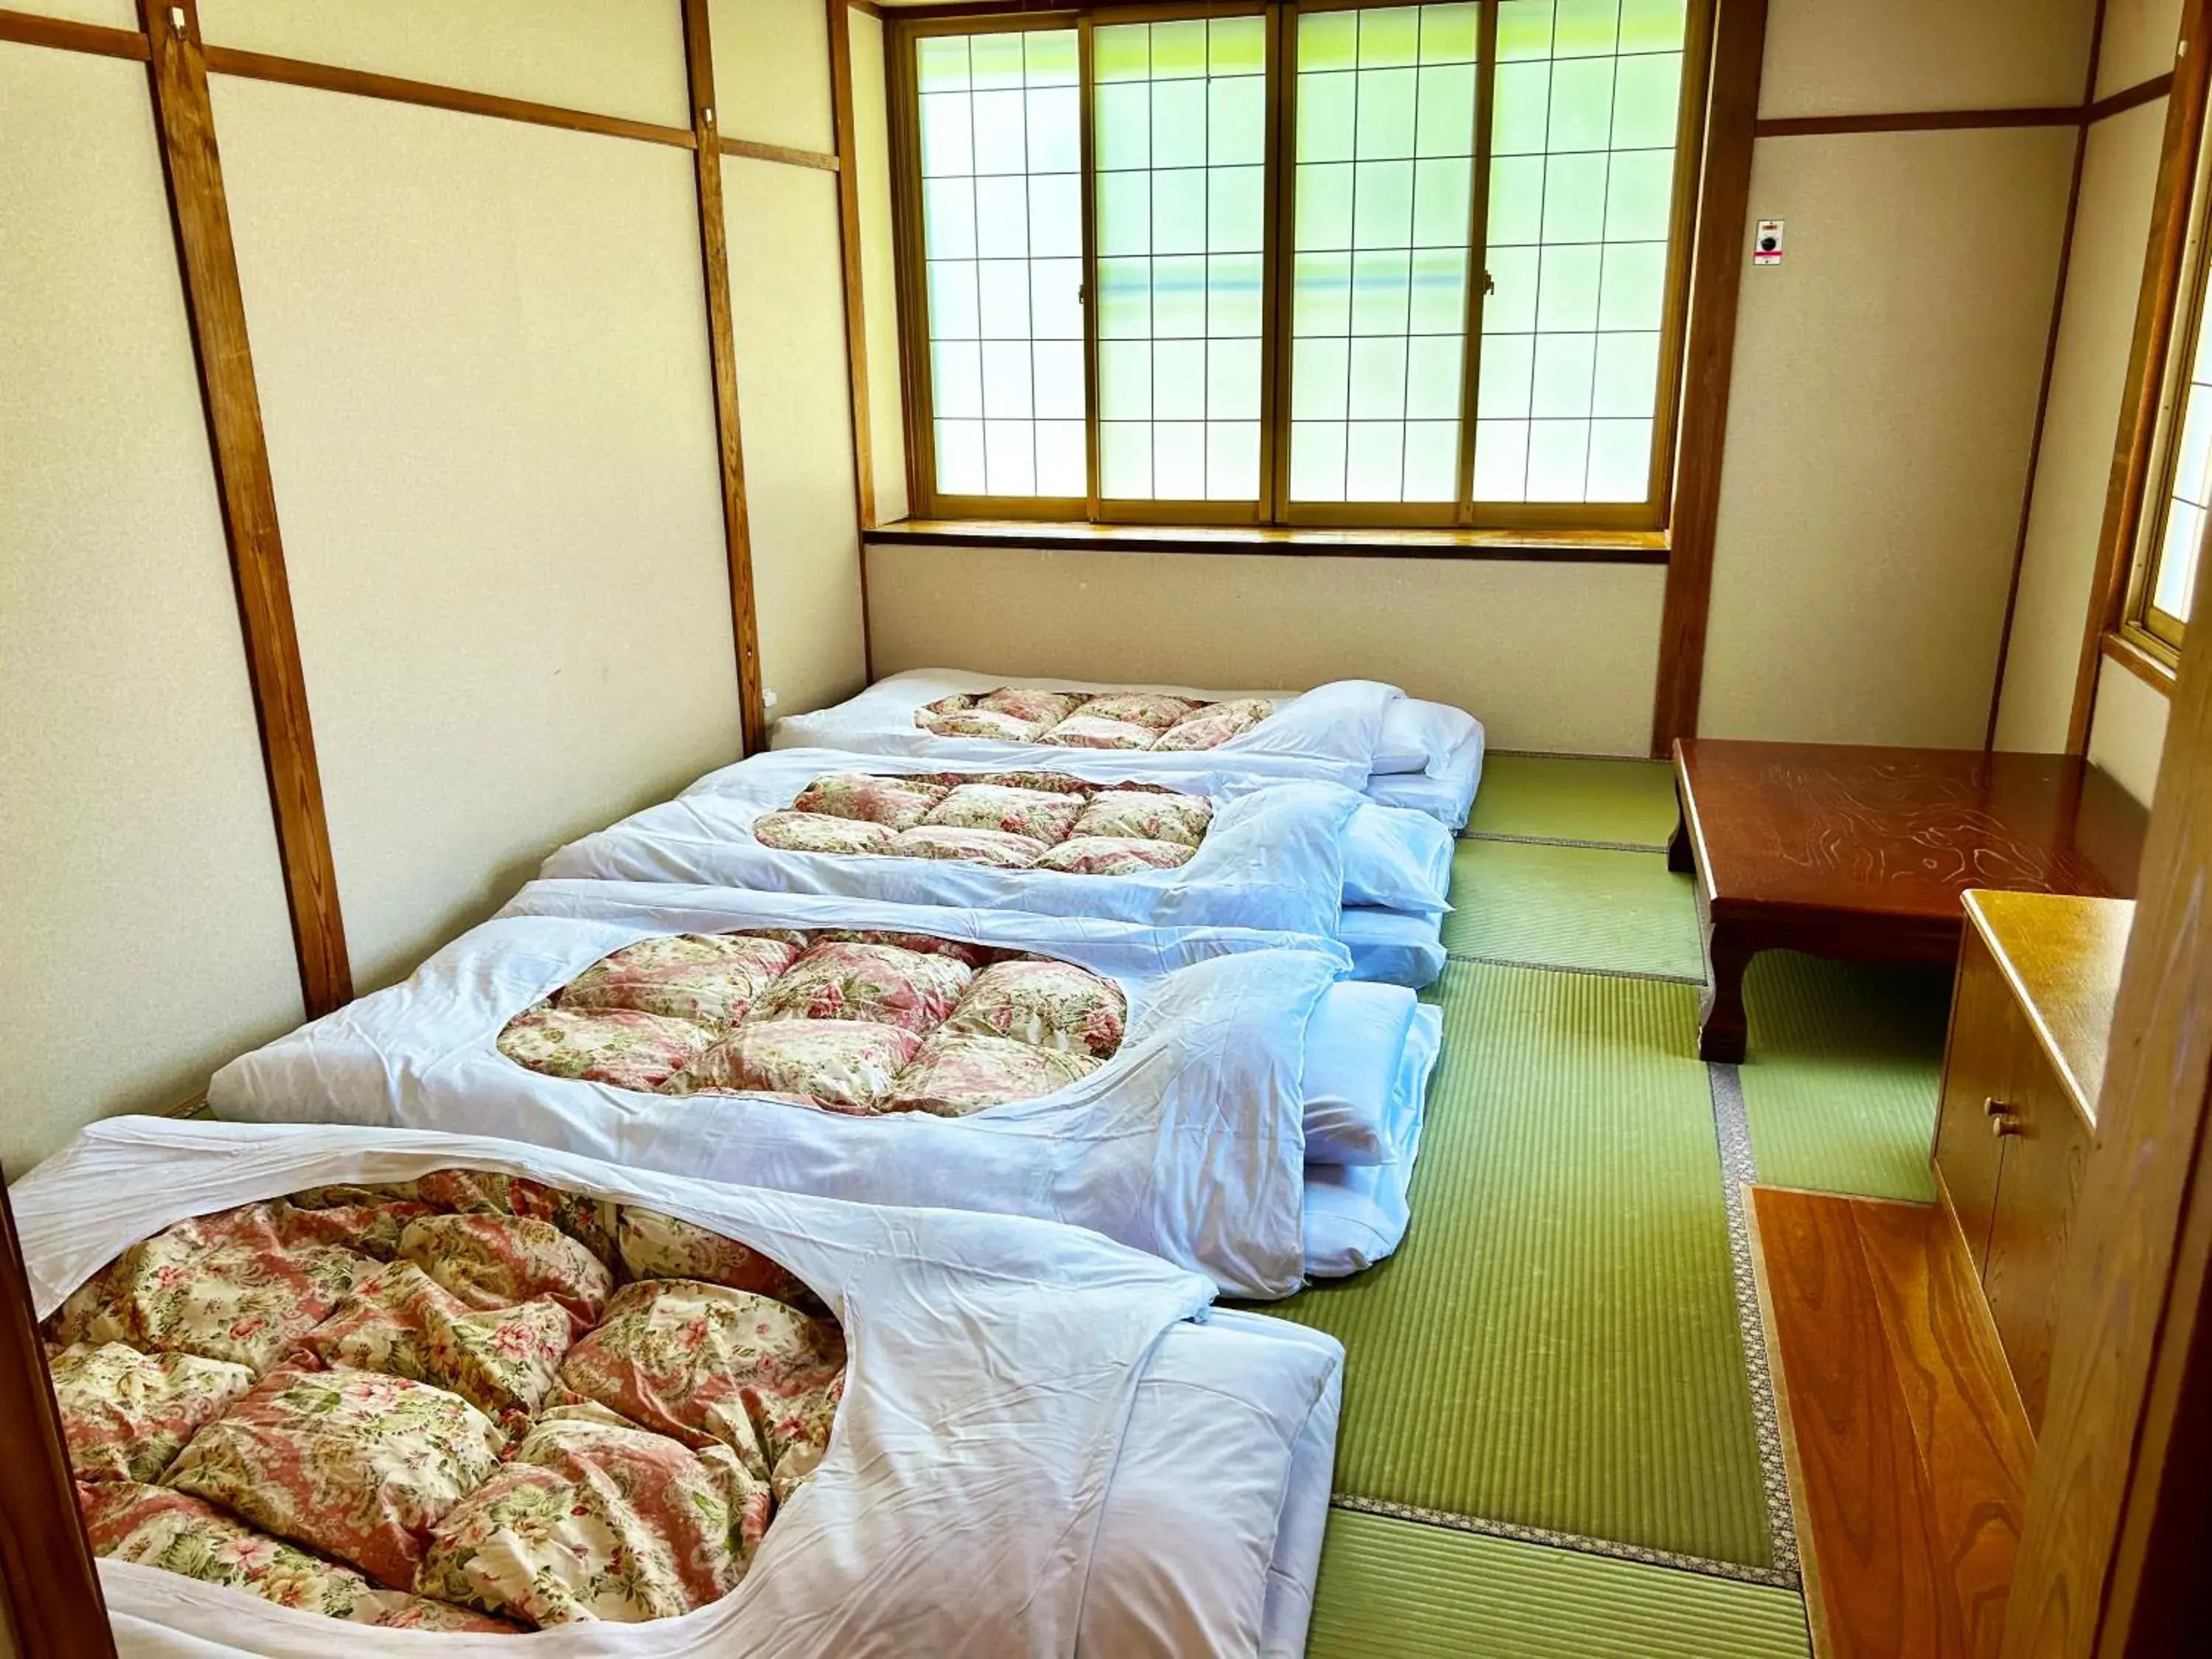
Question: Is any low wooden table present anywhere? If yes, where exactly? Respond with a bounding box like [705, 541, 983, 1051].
[1669, 740, 2143, 1062]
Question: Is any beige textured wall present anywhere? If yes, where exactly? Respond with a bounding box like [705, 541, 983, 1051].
[726, 156, 872, 717]
[1994, 99, 2168, 751]
[0, 43, 301, 1176]
[197, 0, 688, 125]
[850, 4, 911, 524]
[2097, 0, 2185, 99]
[1761, 0, 2096, 118]
[1701, 125, 2078, 746]
[212, 74, 742, 991]
[712, 0, 835, 153]
[864, 543, 1667, 754]
[2086, 658, 2173, 803]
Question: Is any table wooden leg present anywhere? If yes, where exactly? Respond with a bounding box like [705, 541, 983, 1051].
[1667, 805, 1694, 874]
[1699, 925, 1754, 1063]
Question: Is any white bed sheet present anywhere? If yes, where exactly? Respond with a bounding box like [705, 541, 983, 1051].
[209, 882, 1364, 1298]
[543, 748, 1450, 942]
[19, 1118, 1341, 1658]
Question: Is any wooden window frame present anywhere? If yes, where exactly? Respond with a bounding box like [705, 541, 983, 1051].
[887, 0, 1714, 534]
[2124, 94, 2212, 670]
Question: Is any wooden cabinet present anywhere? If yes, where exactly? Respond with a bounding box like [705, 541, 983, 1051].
[1933, 891, 2132, 1431]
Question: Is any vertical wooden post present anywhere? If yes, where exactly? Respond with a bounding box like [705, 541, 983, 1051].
[2003, 568, 2212, 1656]
[1649, 0, 1766, 757]
[827, 0, 878, 678]
[681, 0, 771, 753]
[0, 1178, 114, 1658]
[139, 0, 351, 1015]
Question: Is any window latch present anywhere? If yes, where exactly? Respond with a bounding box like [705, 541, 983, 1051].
[1484, 269, 1496, 296]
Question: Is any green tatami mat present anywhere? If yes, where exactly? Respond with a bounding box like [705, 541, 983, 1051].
[1441, 839, 1705, 981]
[1270, 963, 1771, 1568]
[1467, 754, 1681, 848]
[1737, 951, 1952, 1203]
[1306, 1512, 1810, 1659]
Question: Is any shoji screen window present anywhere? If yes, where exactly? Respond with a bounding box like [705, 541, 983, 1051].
[1476, 0, 1693, 510]
[1095, 14, 1270, 512]
[892, 1, 1708, 532]
[914, 28, 1086, 509]
[1286, 4, 1481, 511]
[2132, 202, 2212, 658]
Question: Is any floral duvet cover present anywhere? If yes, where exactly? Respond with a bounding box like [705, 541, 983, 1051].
[496, 926, 1128, 1117]
[754, 768, 1214, 876]
[47, 1175, 843, 1632]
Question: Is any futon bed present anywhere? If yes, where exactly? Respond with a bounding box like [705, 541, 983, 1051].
[206, 883, 1439, 1297]
[771, 667, 1487, 830]
[17, 1116, 1341, 1655]
[542, 748, 1454, 988]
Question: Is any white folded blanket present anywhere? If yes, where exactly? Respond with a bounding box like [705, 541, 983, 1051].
[17, 1117, 1340, 1658]
[542, 748, 1450, 939]
[209, 882, 1370, 1297]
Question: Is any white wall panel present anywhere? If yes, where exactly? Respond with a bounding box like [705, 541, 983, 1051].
[1703, 127, 2076, 747]
[2087, 656, 2171, 804]
[726, 155, 871, 717]
[1761, 0, 2096, 119]
[214, 74, 740, 990]
[2097, 0, 2185, 100]
[711, 0, 835, 153]
[865, 543, 1666, 755]
[199, 0, 689, 126]
[0, 42, 301, 1173]
[1996, 101, 2168, 751]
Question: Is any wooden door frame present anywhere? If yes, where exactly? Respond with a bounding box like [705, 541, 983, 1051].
[2003, 524, 2212, 1652]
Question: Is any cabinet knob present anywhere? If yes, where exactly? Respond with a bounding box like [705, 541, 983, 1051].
[1991, 1112, 2023, 1138]
[1983, 1096, 2011, 1117]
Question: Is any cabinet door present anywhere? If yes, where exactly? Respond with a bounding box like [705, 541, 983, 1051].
[1983, 1053, 2093, 1431]
[1934, 932, 2022, 1273]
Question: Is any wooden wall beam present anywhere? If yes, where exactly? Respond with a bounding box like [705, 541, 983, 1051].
[0, 6, 146, 60]
[2066, 1, 2206, 755]
[199, 46, 697, 150]
[827, 0, 880, 678]
[681, 0, 769, 753]
[1649, 0, 1766, 756]
[2003, 545, 2212, 1658]
[139, 0, 351, 1016]
[0, 1180, 114, 1658]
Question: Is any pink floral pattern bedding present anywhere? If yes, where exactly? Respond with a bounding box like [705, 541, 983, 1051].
[918, 686, 1274, 751]
[417, 1403, 765, 1626]
[757, 766, 1211, 877]
[79, 1481, 518, 1632]
[48, 1173, 845, 1632]
[560, 931, 801, 1026]
[791, 772, 950, 830]
[555, 1279, 844, 1503]
[47, 1203, 380, 1374]
[51, 1342, 255, 1484]
[501, 927, 1129, 1116]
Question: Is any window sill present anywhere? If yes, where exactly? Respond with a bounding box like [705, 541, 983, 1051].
[2101, 627, 2180, 698]
[861, 518, 1672, 564]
